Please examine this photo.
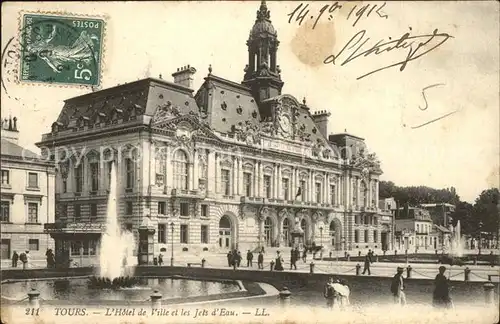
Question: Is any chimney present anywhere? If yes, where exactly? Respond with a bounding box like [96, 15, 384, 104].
[311, 110, 331, 137]
[171, 65, 197, 88]
[1, 116, 20, 144]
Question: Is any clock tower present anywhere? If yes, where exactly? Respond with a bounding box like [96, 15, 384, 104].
[242, 1, 284, 104]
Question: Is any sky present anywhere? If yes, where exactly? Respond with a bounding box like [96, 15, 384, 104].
[1, 1, 499, 203]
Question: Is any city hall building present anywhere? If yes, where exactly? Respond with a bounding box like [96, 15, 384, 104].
[39, 2, 392, 266]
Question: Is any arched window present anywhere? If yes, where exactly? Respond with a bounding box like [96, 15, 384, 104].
[173, 150, 188, 190]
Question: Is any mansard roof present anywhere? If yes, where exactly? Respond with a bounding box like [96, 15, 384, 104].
[195, 73, 262, 135]
[53, 78, 197, 131]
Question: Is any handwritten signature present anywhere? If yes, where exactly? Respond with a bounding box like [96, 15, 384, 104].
[288, 2, 388, 30]
[323, 28, 453, 80]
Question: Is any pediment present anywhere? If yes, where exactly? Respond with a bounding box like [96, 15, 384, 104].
[152, 113, 219, 141]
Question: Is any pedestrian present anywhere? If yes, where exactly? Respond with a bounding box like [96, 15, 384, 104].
[11, 251, 18, 268]
[433, 266, 453, 309]
[19, 251, 28, 270]
[293, 247, 300, 270]
[261, 246, 265, 254]
[158, 253, 163, 266]
[391, 266, 406, 306]
[290, 249, 296, 270]
[46, 249, 55, 268]
[302, 248, 307, 263]
[232, 250, 238, 270]
[274, 251, 284, 271]
[362, 252, 372, 275]
[237, 251, 242, 267]
[227, 251, 232, 267]
[246, 250, 253, 267]
[324, 277, 336, 309]
[257, 251, 264, 269]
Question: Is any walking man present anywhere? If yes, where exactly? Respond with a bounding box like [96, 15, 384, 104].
[290, 249, 297, 270]
[257, 251, 264, 269]
[362, 252, 372, 275]
[11, 251, 18, 268]
[227, 251, 232, 267]
[433, 266, 453, 309]
[158, 253, 163, 266]
[246, 250, 253, 267]
[391, 266, 406, 306]
[19, 251, 28, 270]
[324, 277, 336, 309]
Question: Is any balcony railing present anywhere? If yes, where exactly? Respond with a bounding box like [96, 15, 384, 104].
[240, 196, 339, 210]
[171, 188, 201, 198]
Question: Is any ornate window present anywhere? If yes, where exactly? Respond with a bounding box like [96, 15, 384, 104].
[243, 172, 252, 196]
[155, 149, 167, 186]
[1, 201, 10, 222]
[264, 175, 272, 198]
[315, 182, 322, 203]
[300, 180, 306, 201]
[329, 184, 336, 205]
[173, 150, 189, 190]
[90, 162, 99, 192]
[221, 169, 231, 195]
[125, 158, 135, 189]
[74, 164, 83, 193]
[282, 178, 289, 200]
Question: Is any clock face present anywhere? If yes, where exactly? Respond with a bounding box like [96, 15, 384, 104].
[279, 115, 291, 134]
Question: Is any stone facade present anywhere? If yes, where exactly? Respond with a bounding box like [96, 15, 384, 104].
[37, 2, 392, 265]
[1, 117, 55, 265]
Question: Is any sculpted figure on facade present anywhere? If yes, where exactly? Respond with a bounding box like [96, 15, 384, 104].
[154, 101, 181, 122]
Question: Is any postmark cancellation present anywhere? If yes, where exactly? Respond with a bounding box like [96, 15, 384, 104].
[17, 11, 106, 88]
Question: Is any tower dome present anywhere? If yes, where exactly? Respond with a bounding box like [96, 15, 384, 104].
[249, 1, 277, 40]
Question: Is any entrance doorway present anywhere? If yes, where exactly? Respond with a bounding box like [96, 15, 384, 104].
[219, 215, 232, 249]
[381, 232, 388, 250]
[264, 217, 273, 246]
[329, 219, 341, 250]
[282, 218, 290, 247]
[1, 239, 10, 260]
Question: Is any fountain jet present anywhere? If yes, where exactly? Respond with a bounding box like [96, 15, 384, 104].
[98, 162, 136, 280]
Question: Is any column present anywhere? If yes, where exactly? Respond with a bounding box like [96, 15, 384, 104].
[309, 170, 314, 202]
[232, 157, 237, 195]
[215, 153, 220, 194]
[253, 161, 258, 197]
[277, 164, 281, 199]
[290, 167, 295, 201]
[207, 150, 214, 195]
[188, 162, 194, 191]
[375, 180, 379, 205]
[335, 176, 343, 205]
[82, 156, 89, 194]
[273, 164, 278, 198]
[240, 158, 244, 195]
[356, 177, 361, 207]
[324, 173, 329, 203]
[165, 146, 172, 190]
[193, 150, 199, 191]
[259, 162, 264, 197]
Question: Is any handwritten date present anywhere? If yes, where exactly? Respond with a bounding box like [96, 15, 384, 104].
[288, 2, 388, 29]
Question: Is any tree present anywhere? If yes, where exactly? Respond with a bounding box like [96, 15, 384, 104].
[472, 188, 499, 237]
[449, 201, 474, 235]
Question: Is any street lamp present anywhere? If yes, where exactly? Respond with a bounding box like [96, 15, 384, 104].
[478, 221, 483, 255]
[319, 226, 324, 260]
[170, 222, 175, 266]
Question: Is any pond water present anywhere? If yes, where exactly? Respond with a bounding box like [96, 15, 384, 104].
[1, 277, 240, 302]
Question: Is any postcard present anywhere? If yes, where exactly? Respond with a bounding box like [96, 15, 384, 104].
[1, 1, 499, 324]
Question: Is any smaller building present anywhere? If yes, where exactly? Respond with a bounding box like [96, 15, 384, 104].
[1, 117, 55, 266]
[420, 203, 456, 227]
[394, 206, 434, 252]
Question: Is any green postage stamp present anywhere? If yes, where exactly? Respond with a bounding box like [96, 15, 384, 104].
[19, 12, 105, 87]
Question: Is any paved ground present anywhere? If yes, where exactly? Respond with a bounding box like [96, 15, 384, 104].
[3, 249, 498, 283]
